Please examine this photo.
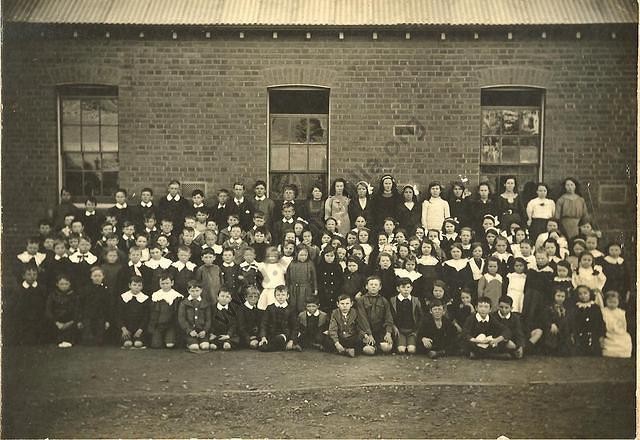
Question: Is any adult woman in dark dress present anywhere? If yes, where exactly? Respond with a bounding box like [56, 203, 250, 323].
[348, 180, 373, 228]
[496, 176, 526, 232]
[397, 185, 422, 236]
[371, 174, 402, 232]
[303, 184, 326, 243]
[447, 182, 471, 228]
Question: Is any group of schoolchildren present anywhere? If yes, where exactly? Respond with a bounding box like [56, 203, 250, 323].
[9, 174, 634, 359]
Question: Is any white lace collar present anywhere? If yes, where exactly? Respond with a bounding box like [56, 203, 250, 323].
[444, 258, 468, 271]
[151, 289, 183, 305]
[604, 256, 624, 264]
[121, 290, 149, 303]
[69, 251, 98, 265]
[144, 258, 172, 269]
[17, 251, 47, 266]
[483, 273, 503, 283]
[171, 260, 196, 271]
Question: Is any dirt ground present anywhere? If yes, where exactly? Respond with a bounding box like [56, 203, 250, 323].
[2, 346, 636, 438]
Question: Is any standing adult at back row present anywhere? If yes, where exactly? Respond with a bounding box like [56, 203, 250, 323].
[555, 177, 588, 240]
[421, 181, 450, 232]
[371, 174, 402, 230]
[325, 178, 351, 236]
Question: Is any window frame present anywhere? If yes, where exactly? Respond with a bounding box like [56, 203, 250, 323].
[266, 86, 330, 199]
[479, 86, 545, 187]
[57, 84, 119, 205]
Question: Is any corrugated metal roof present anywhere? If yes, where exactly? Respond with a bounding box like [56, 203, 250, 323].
[4, 0, 638, 26]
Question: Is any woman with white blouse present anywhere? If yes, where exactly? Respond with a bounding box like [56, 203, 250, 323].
[526, 183, 556, 242]
[421, 181, 450, 232]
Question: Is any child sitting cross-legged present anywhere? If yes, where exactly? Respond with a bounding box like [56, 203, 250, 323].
[293, 295, 331, 351]
[461, 296, 511, 359]
[417, 299, 458, 358]
[178, 280, 212, 353]
[237, 286, 262, 349]
[492, 295, 525, 359]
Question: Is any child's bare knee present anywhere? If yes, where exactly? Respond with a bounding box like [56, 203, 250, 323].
[379, 342, 393, 353]
[407, 345, 416, 354]
[397, 345, 406, 353]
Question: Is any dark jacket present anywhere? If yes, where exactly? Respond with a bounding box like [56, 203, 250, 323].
[259, 303, 297, 339]
[492, 311, 526, 348]
[461, 313, 510, 342]
[80, 283, 113, 323]
[210, 303, 240, 343]
[356, 294, 394, 336]
[416, 315, 458, 353]
[295, 310, 329, 343]
[237, 303, 262, 344]
[390, 296, 424, 334]
[148, 290, 183, 330]
[46, 289, 80, 323]
[178, 296, 212, 333]
[117, 292, 150, 332]
[328, 308, 370, 343]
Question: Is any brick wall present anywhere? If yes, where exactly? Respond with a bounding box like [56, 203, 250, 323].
[2, 25, 637, 281]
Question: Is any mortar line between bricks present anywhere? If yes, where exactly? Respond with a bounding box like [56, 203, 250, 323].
[17, 379, 634, 402]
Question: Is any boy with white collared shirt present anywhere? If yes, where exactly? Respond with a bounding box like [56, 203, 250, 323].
[134, 188, 157, 230]
[389, 277, 423, 354]
[237, 287, 262, 349]
[169, 246, 197, 296]
[232, 182, 254, 231]
[107, 188, 133, 229]
[149, 273, 183, 349]
[461, 296, 511, 359]
[158, 180, 189, 234]
[178, 280, 212, 352]
[251, 180, 275, 230]
[209, 289, 240, 350]
[259, 285, 297, 352]
[143, 245, 173, 294]
[117, 276, 150, 349]
[15, 236, 48, 283]
[68, 236, 98, 290]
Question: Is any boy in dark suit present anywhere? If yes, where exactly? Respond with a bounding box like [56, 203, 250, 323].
[328, 294, 370, 357]
[178, 280, 212, 352]
[356, 275, 394, 355]
[107, 188, 133, 229]
[232, 182, 254, 231]
[272, 203, 296, 246]
[117, 276, 150, 349]
[78, 267, 113, 345]
[82, 196, 104, 243]
[12, 266, 48, 345]
[258, 285, 297, 352]
[209, 289, 240, 350]
[389, 277, 424, 354]
[461, 296, 511, 358]
[294, 295, 330, 351]
[158, 180, 189, 234]
[237, 286, 262, 349]
[251, 180, 275, 230]
[134, 188, 157, 231]
[211, 189, 235, 230]
[492, 295, 525, 359]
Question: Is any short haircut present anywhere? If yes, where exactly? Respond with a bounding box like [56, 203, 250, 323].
[115, 188, 128, 196]
[604, 290, 620, 301]
[182, 226, 195, 235]
[201, 248, 216, 256]
[366, 275, 382, 284]
[513, 257, 527, 266]
[168, 180, 181, 186]
[38, 218, 52, 227]
[228, 213, 240, 221]
[396, 277, 412, 287]
[129, 276, 143, 285]
[253, 211, 265, 219]
[26, 236, 40, 245]
[486, 256, 500, 265]
[85, 196, 97, 205]
[433, 279, 447, 289]
[253, 226, 267, 235]
[430, 299, 444, 309]
[187, 280, 202, 289]
[274, 284, 288, 293]
[177, 245, 191, 254]
[520, 239, 533, 247]
[191, 189, 204, 198]
[254, 180, 267, 189]
[218, 188, 230, 195]
[122, 220, 135, 228]
[477, 296, 492, 307]
[245, 286, 260, 297]
[498, 295, 513, 306]
[337, 293, 352, 302]
[305, 295, 320, 305]
[222, 247, 235, 254]
[230, 224, 242, 231]
[78, 236, 92, 245]
[282, 202, 295, 211]
[158, 271, 173, 282]
[90, 266, 104, 274]
[141, 187, 153, 195]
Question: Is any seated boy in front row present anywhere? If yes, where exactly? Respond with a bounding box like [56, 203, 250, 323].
[417, 299, 458, 358]
[461, 296, 512, 359]
[356, 275, 394, 355]
[259, 285, 297, 352]
[389, 277, 423, 354]
[328, 294, 370, 357]
[210, 289, 240, 350]
[237, 286, 262, 348]
[117, 275, 150, 349]
[294, 295, 331, 351]
[178, 280, 212, 352]
[492, 295, 525, 359]
[149, 273, 184, 349]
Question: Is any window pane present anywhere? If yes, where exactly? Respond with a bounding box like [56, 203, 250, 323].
[501, 110, 519, 135]
[62, 100, 81, 125]
[64, 153, 83, 170]
[520, 146, 538, 164]
[481, 89, 541, 107]
[101, 153, 119, 171]
[269, 89, 329, 114]
[502, 147, 519, 163]
[62, 125, 81, 151]
[501, 136, 519, 147]
[271, 117, 290, 143]
[82, 126, 100, 151]
[64, 172, 83, 195]
[482, 110, 501, 135]
[101, 126, 118, 151]
[270, 173, 327, 200]
[84, 172, 102, 196]
[271, 145, 289, 171]
[81, 100, 100, 125]
[290, 145, 308, 170]
[309, 145, 327, 171]
[308, 117, 327, 143]
[100, 99, 118, 125]
[481, 137, 500, 164]
[293, 118, 308, 143]
[83, 153, 101, 170]
[103, 172, 119, 196]
[519, 110, 539, 135]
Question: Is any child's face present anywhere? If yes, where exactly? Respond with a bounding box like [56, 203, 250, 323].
[78, 240, 91, 253]
[129, 249, 142, 263]
[192, 194, 204, 205]
[460, 231, 471, 244]
[106, 216, 117, 226]
[478, 186, 489, 199]
[305, 303, 319, 314]
[254, 232, 265, 243]
[577, 287, 591, 303]
[91, 270, 105, 285]
[347, 261, 359, 273]
[161, 221, 173, 234]
[487, 261, 499, 274]
[477, 302, 491, 317]
[405, 260, 416, 272]
[409, 240, 420, 252]
[398, 247, 409, 258]
[515, 230, 526, 242]
[283, 207, 295, 219]
[254, 184, 266, 197]
[283, 189, 295, 201]
[421, 243, 433, 256]
[150, 248, 162, 260]
[377, 235, 388, 246]
[427, 231, 439, 243]
[102, 225, 114, 236]
[43, 238, 55, 251]
[355, 217, 366, 229]
[346, 234, 357, 246]
[572, 243, 585, 256]
[202, 253, 216, 265]
[184, 218, 196, 229]
[274, 290, 288, 304]
[554, 290, 566, 305]
[352, 249, 364, 260]
[338, 297, 352, 314]
[157, 236, 169, 249]
[366, 279, 381, 295]
[204, 234, 217, 246]
[254, 217, 265, 227]
[230, 227, 242, 239]
[105, 251, 118, 264]
[218, 288, 231, 306]
[39, 224, 52, 235]
[450, 248, 462, 259]
[284, 232, 296, 242]
[244, 250, 256, 263]
[323, 252, 335, 263]
[535, 253, 549, 267]
[358, 230, 369, 243]
[69, 238, 80, 249]
[544, 243, 557, 256]
[61, 190, 72, 202]
[379, 256, 391, 270]
[460, 292, 472, 305]
[471, 247, 483, 258]
[579, 255, 593, 268]
[266, 252, 279, 263]
[608, 245, 622, 259]
[218, 192, 229, 204]
[606, 295, 619, 310]
[228, 217, 240, 227]
[141, 191, 152, 203]
[246, 291, 260, 306]
[222, 251, 235, 263]
[107, 237, 119, 248]
[482, 219, 495, 231]
[326, 219, 337, 231]
[144, 217, 156, 230]
[123, 225, 135, 236]
[293, 224, 304, 235]
[182, 231, 195, 244]
[395, 232, 406, 243]
[453, 186, 463, 197]
[23, 269, 38, 284]
[498, 301, 512, 316]
[579, 223, 593, 235]
[486, 235, 497, 245]
[177, 250, 190, 262]
[495, 241, 507, 253]
[64, 215, 74, 226]
[56, 278, 71, 292]
[514, 261, 526, 273]
[556, 265, 569, 278]
[115, 191, 127, 204]
[383, 221, 394, 234]
[218, 291, 233, 306]
[283, 243, 295, 256]
[130, 281, 143, 294]
[432, 286, 444, 299]
[585, 237, 598, 250]
[168, 183, 180, 196]
[54, 243, 67, 256]
[415, 228, 425, 240]
[444, 223, 455, 234]
[206, 220, 218, 231]
[196, 212, 209, 223]
[546, 221, 558, 233]
[520, 243, 532, 257]
[71, 222, 83, 234]
[297, 249, 309, 262]
[159, 278, 174, 291]
[397, 284, 412, 297]
[430, 305, 444, 319]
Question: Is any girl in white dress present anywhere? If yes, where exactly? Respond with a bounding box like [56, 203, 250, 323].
[601, 290, 632, 358]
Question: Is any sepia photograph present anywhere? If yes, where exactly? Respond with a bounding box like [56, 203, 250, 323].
[1, 0, 637, 438]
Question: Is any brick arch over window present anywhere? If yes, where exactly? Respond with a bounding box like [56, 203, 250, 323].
[43, 64, 123, 87]
[260, 66, 337, 88]
[476, 66, 552, 89]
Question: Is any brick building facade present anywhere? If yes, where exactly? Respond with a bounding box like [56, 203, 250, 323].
[2, 0, 637, 282]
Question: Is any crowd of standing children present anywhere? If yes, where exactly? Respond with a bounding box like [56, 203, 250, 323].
[9, 175, 634, 358]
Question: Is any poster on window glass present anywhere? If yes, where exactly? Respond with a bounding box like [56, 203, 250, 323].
[481, 136, 501, 163]
[482, 110, 501, 135]
[501, 110, 519, 134]
[519, 110, 539, 135]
